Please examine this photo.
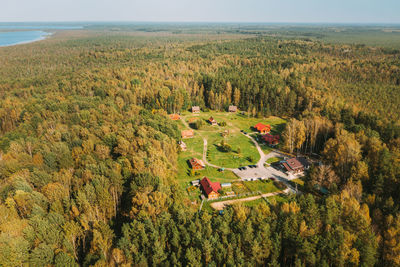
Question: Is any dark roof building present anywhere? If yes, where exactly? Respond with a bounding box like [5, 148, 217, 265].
[282, 157, 310, 174]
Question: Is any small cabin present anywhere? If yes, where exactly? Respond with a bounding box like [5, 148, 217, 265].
[181, 130, 195, 139]
[192, 106, 200, 114]
[179, 141, 187, 151]
[209, 117, 217, 126]
[228, 105, 238, 113]
[169, 114, 181, 120]
[191, 179, 200, 186]
[189, 158, 206, 170]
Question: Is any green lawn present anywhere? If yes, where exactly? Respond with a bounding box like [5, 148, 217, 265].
[206, 131, 259, 168]
[174, 110, 287, 204]
[243, 180, 281, 194]
[176, 155, 238, 188]
[224, 113, 287, 134]
[181, 111, 286, 135]
[266, 157, 283, 164]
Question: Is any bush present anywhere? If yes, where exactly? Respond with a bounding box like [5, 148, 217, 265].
[273, 180, 287, 190]
[191, 119, 204, 130]
[219, 140, 232, 152]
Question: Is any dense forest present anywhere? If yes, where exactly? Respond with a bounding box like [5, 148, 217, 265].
[0, 25, 399, 266]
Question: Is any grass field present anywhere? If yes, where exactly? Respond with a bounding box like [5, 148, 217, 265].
[178, 111, 286, 169]
[174, 110, 287, 201]
[243, 180, 280, 193]
[206, 131, 259, 168]
[266, 157, 283, 164]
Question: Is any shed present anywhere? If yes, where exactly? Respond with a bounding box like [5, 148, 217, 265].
[191, 179, 200, 186]
[192, 106, 200, 113]
[228, 105, 238, 113]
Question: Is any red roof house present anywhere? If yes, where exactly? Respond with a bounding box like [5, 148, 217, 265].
[209, 117, 217, 126]
[254, 123, 271, 134]
[181, 130, 195, 139]
[262, 134, 280, 145]
[169, 114, 181, 120]
[200, 177, 221, 199]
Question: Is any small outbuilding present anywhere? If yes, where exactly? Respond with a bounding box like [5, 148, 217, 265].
[221, 183, 232, 188]
[209, 117, 218, 126]
[192, 106, 200, 114]
[179, 141, 187, 151]
[189, 158, 206, 170]
[181, 130, 195, 139]
[191, 179, 200, 186]
[169, 114, 181, 120]
[228, 105, 238, 113]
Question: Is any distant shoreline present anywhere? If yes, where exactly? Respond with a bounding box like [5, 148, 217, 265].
[0, 31, 52, 47]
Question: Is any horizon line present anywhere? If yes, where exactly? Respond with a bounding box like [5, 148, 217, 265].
[1, 21, 400, 25]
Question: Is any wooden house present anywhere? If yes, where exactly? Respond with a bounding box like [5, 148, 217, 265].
[282, 157, 310, 175]
[228, 105, 238, 113]
[189, 158, 205, 170]
[169, 114, 181, 120]
[200, 177, 221, 199]
[192, 106, 200, 114]
[262, 134, 280, 145]
[208, 117, 218, 126]
[254, 123, 271, 134]
[179, 141, 187, 151]
[181, 130, 194, 139]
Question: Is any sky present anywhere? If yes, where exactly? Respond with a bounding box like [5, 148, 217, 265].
[1, 0, 400, 23]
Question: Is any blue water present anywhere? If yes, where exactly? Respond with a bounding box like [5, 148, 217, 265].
[0, 31, 51, 47]
[0, 23, 83, 30]
[0, 25, 83, 30]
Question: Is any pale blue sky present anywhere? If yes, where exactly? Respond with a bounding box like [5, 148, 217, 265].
[2, 0, 400, 23]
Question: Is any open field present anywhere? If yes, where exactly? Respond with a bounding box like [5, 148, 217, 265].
[174, 110, 287, 200]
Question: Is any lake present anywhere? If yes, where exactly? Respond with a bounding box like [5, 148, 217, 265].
[0, 31, 51, 47]
[0, 24, 84, 47]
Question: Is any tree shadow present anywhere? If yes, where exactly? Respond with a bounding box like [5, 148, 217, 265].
[274, 123, 286, 133]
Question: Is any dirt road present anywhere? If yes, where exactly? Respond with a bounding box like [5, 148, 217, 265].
[210, 188, 290, 210]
